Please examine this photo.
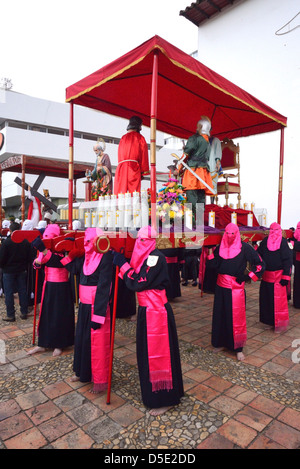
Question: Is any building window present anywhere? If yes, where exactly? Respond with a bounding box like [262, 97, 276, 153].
[47, 128, 65, 136]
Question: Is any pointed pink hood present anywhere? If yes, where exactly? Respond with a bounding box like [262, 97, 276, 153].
[267, 222, 282, 251]
[219, 223, 242, 259]
[130, 226, 157, 273]
[294, 222, 300, 242]
[83, 228, 103, 275]
[42, 224, 60, 240]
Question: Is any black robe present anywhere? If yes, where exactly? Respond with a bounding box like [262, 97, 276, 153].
[112, 262, 137, 319]
[63, 252, 113, 383]
[27, 246, 44, 307]
[209, 242, 265, 352]
[121, 249, 184, 409]
[182, 248, 201, 283]
[160, 248, 184, 299]
[36, 252, 74, 349]
[257, 237, 293, 326]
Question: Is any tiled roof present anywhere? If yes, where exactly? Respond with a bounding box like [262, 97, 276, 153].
[180, 0, 243, 26]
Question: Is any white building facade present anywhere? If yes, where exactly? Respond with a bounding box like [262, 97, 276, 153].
[0, 89, 172, 219]
[181, 0, 299, 228]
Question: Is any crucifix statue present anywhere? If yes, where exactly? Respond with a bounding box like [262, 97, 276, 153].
[14, 174, 57, 227]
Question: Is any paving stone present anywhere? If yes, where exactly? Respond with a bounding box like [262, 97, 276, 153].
[188, 384, 220, 403]
[51, 428, 94, 449]
[197, 432, 236, 449]
[209, 396, 244, 417]
[248, 435, 286, 449]
[263, 420, 300, 449]
[277, 407, 300, 431]
[42, 381, 73, 399]
[249, 395, 285, 418]
[217, 419, 257, 448]
[67, 402, 103, 426]
[38, 414, 77, 442]
[25, 401, 61, 425]
[0, 412, 33, 440]
[4, 427, 47, 449]
[53, 391, 86, 412]
[0, 399, 21, 421]
[83, 416, 123, 444]
[234, 406, 272, 432]
[0, 363, 17, 376]
[108, 403, 144, 427]
[15, 390, 48, 410]
[13, 356, 39, 370]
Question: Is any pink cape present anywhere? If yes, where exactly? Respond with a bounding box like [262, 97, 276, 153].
[219, 223, 242, 259]
[267, 222, 282, 251]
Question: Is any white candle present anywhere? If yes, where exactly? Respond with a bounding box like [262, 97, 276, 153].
[133, 207, 141, 228]
[209, 211, 215, 228]
[247, 213, 253, 227]
[185, 209, 193, 230]
[91, 211, 96, 228]
[231, 212, 237, 224]
[251, 202, 255, 212]
[125, 192, 132, 207]
[98, 210, 105, 228]
[110, 194, 117, 210]
[98, 195, 105, 209]
[141, 198, 149, 227]
[104, 194, 111, 211]
[243, 203, 249, 211]
[107, 210, 115, 229]
[85, 211, 92, 228]
[124, 207, 132, 228]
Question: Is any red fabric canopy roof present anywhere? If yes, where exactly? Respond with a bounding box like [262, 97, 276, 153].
[66, 35, 287, 141]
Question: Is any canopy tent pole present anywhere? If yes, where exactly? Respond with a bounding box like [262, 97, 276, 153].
[68, 102, 74, 230]
[150, 51, 159, 228]
[277, 127, 285, 225]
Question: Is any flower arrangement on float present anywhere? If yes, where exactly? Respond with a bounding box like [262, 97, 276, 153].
[91, 181, 111, 201]
[156, 176, 186, 224]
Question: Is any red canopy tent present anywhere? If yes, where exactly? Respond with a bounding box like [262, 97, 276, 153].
[66, 35, 287, 228]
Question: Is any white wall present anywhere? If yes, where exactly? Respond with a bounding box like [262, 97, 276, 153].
[0, 89, 175, 207]
[196, 0, 299, 228]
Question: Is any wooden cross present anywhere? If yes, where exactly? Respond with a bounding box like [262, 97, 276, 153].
[14, 174, 57, 214]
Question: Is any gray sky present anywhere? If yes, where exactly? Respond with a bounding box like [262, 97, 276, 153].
[2, 0, 197, 103]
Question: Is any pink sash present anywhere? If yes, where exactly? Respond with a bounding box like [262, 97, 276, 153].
[79, 284, 110, 387]
[166, 257, 178, 264]
[91, 306, 111, 388]
[79, 285, 97, 304]
[217, 274, 247, 349]
[262, 270, 289, 331]
[44, 268, 69, 283]
[137, 289, 173, 392]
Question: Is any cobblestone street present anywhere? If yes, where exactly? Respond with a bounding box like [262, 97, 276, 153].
[0, 280, 299, 449]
